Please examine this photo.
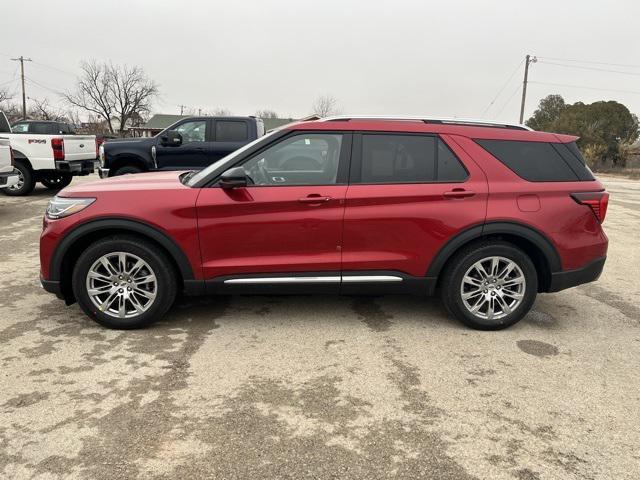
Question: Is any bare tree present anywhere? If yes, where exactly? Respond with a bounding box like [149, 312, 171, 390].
[28, 98, 68, 121]
[108, 64, 158, 134]
[65, 61, 115, 133]
[0, 88, 12, 104]
[65, 60, 159, 136]
[255, 109, 279, 119]
[312, 95, 340, 117]
[208, 107, 232, 116]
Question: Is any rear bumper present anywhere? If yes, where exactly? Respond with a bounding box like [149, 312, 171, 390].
[55, 160, 95, 176]
[0, 171, 18, 188]
[548, 257, 606, 292]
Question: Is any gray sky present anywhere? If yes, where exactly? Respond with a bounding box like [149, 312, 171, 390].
[2, 0, 639, 121]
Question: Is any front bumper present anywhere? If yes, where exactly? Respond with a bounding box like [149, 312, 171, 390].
[0, 171, 19, 188]
[548, 257, 606, 292]
[40, 276, 64, 299]
[98, 167, 110, 179]
[55, 160, 96, 176]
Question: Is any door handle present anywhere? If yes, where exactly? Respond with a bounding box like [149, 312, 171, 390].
[443, 189, 475, 199]
[298, 195, 332, 204]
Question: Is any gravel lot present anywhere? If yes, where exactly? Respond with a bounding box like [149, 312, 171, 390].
[1, 174, 638, 479]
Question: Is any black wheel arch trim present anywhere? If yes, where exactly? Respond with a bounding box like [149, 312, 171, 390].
[425, 221, 562, 278]
[49, 218, 195, 282]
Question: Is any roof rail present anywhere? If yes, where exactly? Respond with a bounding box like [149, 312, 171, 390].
[318, 115, 533, 131]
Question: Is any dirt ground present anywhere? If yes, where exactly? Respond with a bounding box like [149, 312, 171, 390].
[0, 174, 638, 479]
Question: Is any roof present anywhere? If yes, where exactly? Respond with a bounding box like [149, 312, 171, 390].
[287, 117, 577, 143]
[142, 114, 191, 130]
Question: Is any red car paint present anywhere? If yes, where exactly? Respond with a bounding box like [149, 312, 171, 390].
[40, 119, 608, 296]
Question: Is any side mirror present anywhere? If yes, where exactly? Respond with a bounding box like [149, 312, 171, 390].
[160, 130, 182, 147]
[219, 166, 248, 189]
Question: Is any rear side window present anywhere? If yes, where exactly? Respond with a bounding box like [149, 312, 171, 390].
[357, 134, 468, 184]
[476, 139, 593, 182]
[31, 123, 55, 134]
[12, 123, 29, 133]
[216, 121, 248, 142]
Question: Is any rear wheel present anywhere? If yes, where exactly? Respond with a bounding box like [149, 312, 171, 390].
[440, 241, 537, 330]
[40, 172, 73, 190]
[3, 163, 35, 196]
[72, 236, 177, 329]
[113, 165, 142, 176]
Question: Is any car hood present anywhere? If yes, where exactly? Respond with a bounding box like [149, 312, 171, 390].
[60, 171, 190, 196]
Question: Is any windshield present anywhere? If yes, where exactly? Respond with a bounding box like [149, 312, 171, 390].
[186, 130, 279, 186]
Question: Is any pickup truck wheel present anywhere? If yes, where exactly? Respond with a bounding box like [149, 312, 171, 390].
[113, 165, 142, 176]
[3, 163, 35, 196]
[72, 236, 177, 329]
[440, 241, 537, 330]
[40, 172, 73, 190]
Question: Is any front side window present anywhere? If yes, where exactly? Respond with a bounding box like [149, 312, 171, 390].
[174, 121, 206, 143]
[241, 133, 343, 186]
[216, 121, 248, 142]
[12, 123, 28, 133]
[357, 134, 467, 183]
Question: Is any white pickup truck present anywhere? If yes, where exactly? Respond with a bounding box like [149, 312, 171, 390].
[0, 112, 97, 196]
[0, 137, 19, 190]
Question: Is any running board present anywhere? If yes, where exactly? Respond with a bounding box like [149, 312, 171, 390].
[223, 275, 403, 284]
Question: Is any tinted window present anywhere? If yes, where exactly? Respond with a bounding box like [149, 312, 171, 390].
[241, 133, 343, 186]
[358, 135, 467, 183]
[361, 134, 435, 183]
[437, 140, 468, 182]
[554, 142, 595, 181]
[216, 121, 248, 142]
[476, 140, 580, 182]
[175, 120, 206, 142]
[31, 123, 57, 134]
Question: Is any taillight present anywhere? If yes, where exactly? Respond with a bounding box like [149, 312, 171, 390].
[571, 191, 609, 223]
[9, 147, 14, 166]
[51, 138, 65, 161]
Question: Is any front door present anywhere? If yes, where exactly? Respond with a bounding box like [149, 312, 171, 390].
[342, 133, 488, 280]
[156, 119, 210, 169]
[196, 132, 351, 291]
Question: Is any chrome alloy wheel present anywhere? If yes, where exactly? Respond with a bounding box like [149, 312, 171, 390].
[7, 169, 24, 192]
[85, 252, 157, 319]
[460, 256, 526, 321]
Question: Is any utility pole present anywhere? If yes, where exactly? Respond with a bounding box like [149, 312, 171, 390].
[178, 104, 187, 115]
[519, 54, 536, 124]
[11, 56, 32, 120]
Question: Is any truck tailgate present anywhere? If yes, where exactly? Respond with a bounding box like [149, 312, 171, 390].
[0, 138, 12, 173]
[63, 135, 96, 161]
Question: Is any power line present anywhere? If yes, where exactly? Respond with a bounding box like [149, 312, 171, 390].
[480, 58, 524, 118]
[11, 56, 32, 119]
[494, 83, 522, 119]
[30, 59, 77, 78]
[528, 81, 640, 95]
[537, 60, 640, 76]
[537, 56, 640, 69]
[24, 76, 65, 96]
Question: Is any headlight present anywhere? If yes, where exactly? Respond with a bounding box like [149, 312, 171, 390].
[99, 144, 105, 166]
[46, 196, 95, 219]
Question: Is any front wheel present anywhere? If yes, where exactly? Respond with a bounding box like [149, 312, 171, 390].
[112, 165, 142, 176]
[40, 172, 73, 190]
[440, 241, 537, 330]
[72, 236, 177, 329]
[2, 163, 35, 196]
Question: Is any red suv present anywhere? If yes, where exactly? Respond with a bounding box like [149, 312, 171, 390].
[40, 116, 609, 330]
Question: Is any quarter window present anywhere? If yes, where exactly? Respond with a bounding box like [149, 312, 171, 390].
[216, 121, 248, 142]
[175, 121, 206, 143]
[357, 134, 468, 183]
[241, 133, 343, 186]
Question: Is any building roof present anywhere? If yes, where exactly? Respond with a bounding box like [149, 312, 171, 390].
[142, 114, 191, 130]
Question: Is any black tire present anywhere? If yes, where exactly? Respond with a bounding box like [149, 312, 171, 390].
[440, 241, 537, 330]
[72, 235, 177, 329]
[40, 172, 73, 190]
[2, 162, 35, 196]
[112, 165, 143, 176]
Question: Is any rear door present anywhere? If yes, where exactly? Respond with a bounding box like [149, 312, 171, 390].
[342, 132, 488, 280]
[156, 119, 209, 169]
[209, 119, 251, 165]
